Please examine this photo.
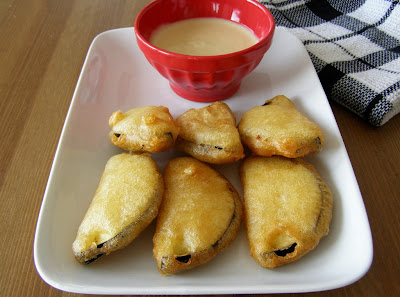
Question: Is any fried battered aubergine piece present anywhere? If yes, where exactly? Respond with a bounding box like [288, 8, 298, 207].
[72, 153, 164, 264]
[175, 102, 244, 164]
[240, 156, 333, 269]
[153, 157, 244, 274]
[109, 106, 179, 153]
[238, 95, 325, 158]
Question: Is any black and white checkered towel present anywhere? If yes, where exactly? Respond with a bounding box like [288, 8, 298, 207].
[261, 0, 400, 126]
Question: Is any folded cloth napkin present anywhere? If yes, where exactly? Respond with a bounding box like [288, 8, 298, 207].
[261, 0, 400, 126]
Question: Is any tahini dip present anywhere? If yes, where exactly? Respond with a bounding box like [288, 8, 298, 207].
[149, 17, 259, 56]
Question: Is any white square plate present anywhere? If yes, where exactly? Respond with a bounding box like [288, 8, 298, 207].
[34, 27, 373, 294]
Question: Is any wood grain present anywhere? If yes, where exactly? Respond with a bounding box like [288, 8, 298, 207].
[1, 1, 399, 296]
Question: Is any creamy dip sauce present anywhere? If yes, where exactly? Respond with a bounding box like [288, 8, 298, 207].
[150, 17, 259, 56]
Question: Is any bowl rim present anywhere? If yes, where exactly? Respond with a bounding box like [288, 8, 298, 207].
[134, 0, 275, 61]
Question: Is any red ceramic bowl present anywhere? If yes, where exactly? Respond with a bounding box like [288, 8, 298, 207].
[134, 0, 275, 102]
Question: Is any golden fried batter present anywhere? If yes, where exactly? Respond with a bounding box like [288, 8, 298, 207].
[238, 95, 325, 158]
[175, 102, 244, 164]
[72, 153, 164, 264]
[109, 106, 179, 153]
[153, 157, 243, 274]
[240, 156, 333, 268]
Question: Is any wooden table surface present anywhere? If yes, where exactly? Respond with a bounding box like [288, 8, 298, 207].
[1, 0, 399, 296]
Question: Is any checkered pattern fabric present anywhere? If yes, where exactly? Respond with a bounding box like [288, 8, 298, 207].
[261, 0, 400, 126]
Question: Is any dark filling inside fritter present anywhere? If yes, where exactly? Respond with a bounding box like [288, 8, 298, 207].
[175, 255, 191, 263]
[274, 243, 297, 257]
